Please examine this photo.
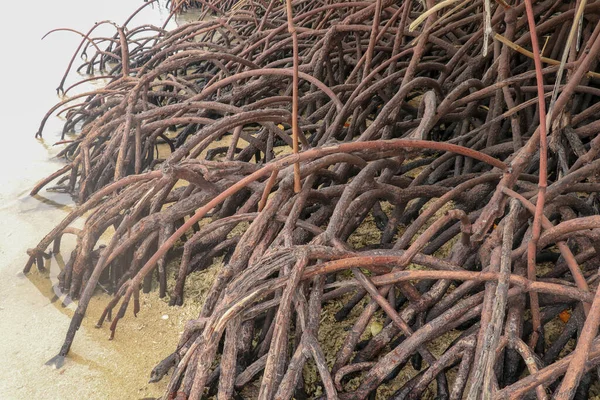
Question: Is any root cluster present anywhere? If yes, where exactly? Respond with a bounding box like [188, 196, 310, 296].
[26, 0, 600, 398]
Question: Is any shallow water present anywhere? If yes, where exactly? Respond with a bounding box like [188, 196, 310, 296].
[0, 2, 201, 399]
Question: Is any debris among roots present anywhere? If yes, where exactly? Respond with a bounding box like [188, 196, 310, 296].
[24, 0, 600, 398]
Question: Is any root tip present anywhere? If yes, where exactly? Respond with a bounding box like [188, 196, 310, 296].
[45, 355, 66, 369]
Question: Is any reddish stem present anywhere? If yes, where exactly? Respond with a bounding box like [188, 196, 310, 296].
[285, 0, 302, 193]
[523, 0, 548, 349]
